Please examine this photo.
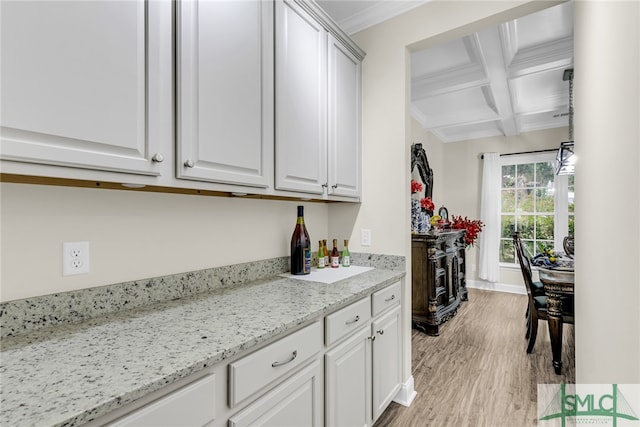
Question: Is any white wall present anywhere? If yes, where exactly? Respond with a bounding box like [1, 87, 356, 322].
[574, 0, 640, 384]
[0, 183, 329, 301]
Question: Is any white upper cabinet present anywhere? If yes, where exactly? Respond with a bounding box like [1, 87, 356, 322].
[275, 0, 328, 195]
[275, 0, 363, 199]
[0, 0, 171, 176]
[176, 0, 274, 188]
[328, 34, 361, 198]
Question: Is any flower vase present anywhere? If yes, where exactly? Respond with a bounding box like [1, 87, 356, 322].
[419, 212, 430, 233]
[411, 199, 421, 232]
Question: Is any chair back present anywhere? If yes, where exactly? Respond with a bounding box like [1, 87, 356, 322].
[563, 236, 575, 257]
[513, 232, 535, 297]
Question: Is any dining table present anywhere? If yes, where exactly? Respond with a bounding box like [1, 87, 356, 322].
[538, 264, 574, 375]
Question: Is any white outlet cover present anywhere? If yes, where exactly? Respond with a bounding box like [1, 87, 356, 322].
[63, 241, 90, 276]
[361, 229, 371, 246]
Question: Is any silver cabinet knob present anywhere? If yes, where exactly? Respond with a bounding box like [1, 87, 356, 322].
[184, 160, 195, 168]
[151, 153, 164, 163]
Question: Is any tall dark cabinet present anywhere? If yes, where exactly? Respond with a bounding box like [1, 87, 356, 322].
[412, 230, 467, 336]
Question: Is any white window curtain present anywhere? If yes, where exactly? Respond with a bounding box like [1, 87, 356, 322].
[479, 152, 501, 282]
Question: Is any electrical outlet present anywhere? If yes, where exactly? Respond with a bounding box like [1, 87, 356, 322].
[63, 241, 90, 276]
[361, 229, 371, 246]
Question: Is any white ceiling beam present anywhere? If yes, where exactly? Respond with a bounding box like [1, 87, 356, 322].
[476, 27, 519, 136]
[411, 62, 487, 100]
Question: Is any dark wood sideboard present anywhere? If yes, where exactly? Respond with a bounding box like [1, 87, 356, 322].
[412, 230, 467, 335]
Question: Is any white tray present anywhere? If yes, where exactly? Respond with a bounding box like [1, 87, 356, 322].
[280, 265, 373, 284]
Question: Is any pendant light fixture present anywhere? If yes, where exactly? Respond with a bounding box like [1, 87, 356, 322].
[556, 68, 575, 175]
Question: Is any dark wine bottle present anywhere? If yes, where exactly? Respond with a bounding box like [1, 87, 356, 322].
[291, 205, 311, 275]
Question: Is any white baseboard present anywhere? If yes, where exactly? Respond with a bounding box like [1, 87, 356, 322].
[466, 279, 526, 295]
[393, 375, 417, 407]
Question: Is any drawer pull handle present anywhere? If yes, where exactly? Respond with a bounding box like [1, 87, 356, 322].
[272, 350, 297, 367]
[385, 295, 396, 302]
[345, 315, 360, 325]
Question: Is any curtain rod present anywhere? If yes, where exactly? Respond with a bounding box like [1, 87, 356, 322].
[480, 149, 557, 159]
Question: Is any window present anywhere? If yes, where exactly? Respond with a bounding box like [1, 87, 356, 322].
[499, 153, 574, 264]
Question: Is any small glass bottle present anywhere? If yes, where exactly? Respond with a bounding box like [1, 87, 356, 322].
[323, 240, 329, 268]
[341, 239, 351, 267]
[330, 239, 340, 268]
[317, 240, 326, 269]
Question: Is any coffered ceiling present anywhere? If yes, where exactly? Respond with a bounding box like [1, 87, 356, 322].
[317, 1, 574, 143]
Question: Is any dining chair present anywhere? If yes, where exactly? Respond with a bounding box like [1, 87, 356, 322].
[563, 235, 575, 257]
[512, 232, 545, 319]
[513, 232, 574, 353]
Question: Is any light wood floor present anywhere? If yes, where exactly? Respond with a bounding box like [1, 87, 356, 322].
[374, 288, 575, 427]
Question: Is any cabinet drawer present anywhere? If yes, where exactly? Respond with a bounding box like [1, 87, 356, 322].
[229, 321, 323, 408]
[110, 374, 215, 426]
[228, 360, 323, 427]
[372, 281, 401, 316]
[325, 297, 371, 346]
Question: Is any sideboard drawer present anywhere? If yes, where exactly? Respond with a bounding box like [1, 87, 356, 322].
[325, 297, 371, 346]
[372, 281, 401, 316]
[228, 321, 323, 408]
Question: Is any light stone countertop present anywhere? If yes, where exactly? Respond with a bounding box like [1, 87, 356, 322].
[0, 267, 404, 427]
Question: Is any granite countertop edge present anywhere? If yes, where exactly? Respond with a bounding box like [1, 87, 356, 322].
[0, 267, 405, 427]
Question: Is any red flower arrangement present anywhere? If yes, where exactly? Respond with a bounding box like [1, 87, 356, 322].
[420, 197, 434, 212]
[411, 179, 423, 193]
[451, 215, 485, 247]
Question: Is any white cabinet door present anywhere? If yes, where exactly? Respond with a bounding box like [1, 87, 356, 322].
[275, 0, 327, 195]
[176, 0, 274, 188]
[371, 305, 402, 421]
[228, 360, 323, 427]
[325, 327, 371, 427]
[327, 34, 361, 199]
[0, 0, 170, 176]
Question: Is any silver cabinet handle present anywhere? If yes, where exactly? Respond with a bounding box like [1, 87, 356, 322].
[368, 335, 376, 341]
[377, 329, 384, 335]
[272, 350, 297, 367]
[345, 315, 360, 325]
[331, 184, 338, 189]
[184, 160, 195, 168]
[151, 153, 164, 163]
[385, 295, 396, 302]
[321, 183, 328, 189]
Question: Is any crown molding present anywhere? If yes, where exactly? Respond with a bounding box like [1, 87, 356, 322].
[338, 1, 429, 35]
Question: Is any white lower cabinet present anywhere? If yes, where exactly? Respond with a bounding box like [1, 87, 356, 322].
[325, 327, 372, 427]
[372, 305, 402, 421]
[325, 282, 403, 427]
[228, 360, 323, 427]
